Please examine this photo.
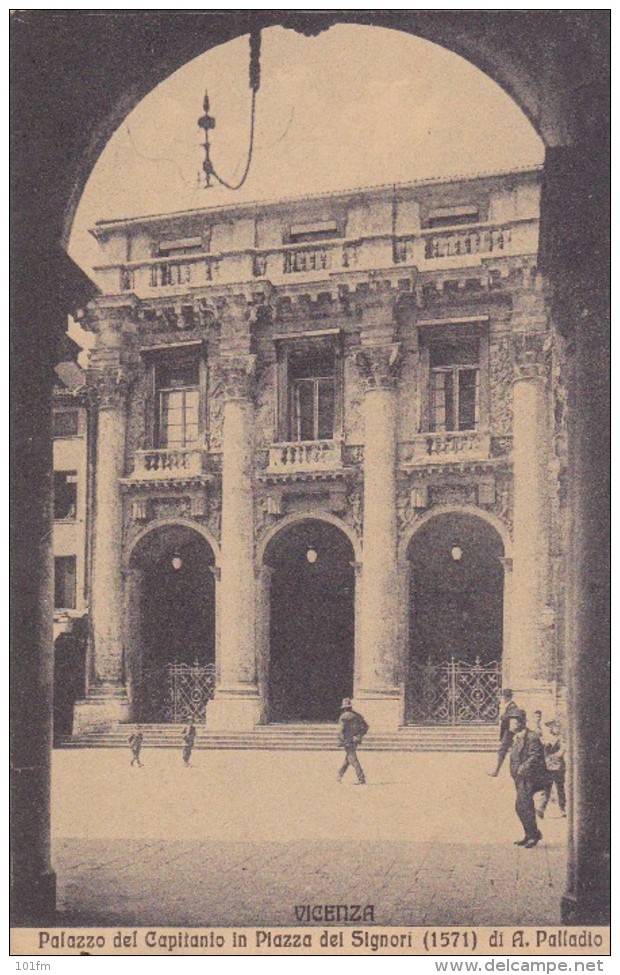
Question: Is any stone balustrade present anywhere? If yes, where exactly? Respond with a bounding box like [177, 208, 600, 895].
[400, 431, 491, 465]
[132, 447, 205, 479]
[268, 440, 342, 472]
[99, 217, 537, 295]
[424, 225, 511, 260]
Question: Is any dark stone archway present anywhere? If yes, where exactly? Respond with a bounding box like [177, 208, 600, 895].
[264, 519, 355, 722]
[128, 525, 216, 722]
[10, 10, 609, 924]
[406, 513, 505, 725]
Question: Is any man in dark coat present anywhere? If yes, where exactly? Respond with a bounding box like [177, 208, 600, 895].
[128, 728, 144, 767]
[509, 711, 549, 847]
[489, 688, 522, 776]
[336, 698, 369, 785]
[182, 723, 196, 767]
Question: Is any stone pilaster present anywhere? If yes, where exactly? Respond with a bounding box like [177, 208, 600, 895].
[508, 333, 554, 717]
[73, 300, 136, 732]
[499, 557, 513, 686]
[354, 344, 403, 731]
[207, 353, 260, 730]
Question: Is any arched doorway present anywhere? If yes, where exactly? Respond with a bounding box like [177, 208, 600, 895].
[406, 511, 504, 725]
[264, 519, 355, 722]
[128, 523, 216, 722]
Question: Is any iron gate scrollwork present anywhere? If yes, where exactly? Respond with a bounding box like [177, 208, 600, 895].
[135, 661, 216, 722]
[164, 662, 216, 722]
[408, 656, 501, 724]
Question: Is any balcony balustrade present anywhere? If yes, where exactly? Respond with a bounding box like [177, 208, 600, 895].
[400, 431, 491, 465]
[283, 247, 332, 275]
[424, 225, 511, 260]
[101, 216, 536, 296]
[132, 447, 206, 479]
[268, 440, 342, 473]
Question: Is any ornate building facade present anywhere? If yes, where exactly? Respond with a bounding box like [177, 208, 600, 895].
[74, 167, 568, 734]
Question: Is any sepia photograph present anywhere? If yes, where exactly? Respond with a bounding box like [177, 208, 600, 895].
[10, 9, 610, 956]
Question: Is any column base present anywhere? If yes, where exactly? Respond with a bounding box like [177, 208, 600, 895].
[11, 868, 57, 924]
[509, 681, 556, 724]
[561, 892, 610, 926]
[353, 689, 402, 733]
[206, 686, 261, 731]
[73, 685, 131, 734]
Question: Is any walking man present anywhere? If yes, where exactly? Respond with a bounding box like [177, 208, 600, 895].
[538, 718, 567, 818]
[509, 711, 549, 847]
[182, 723, 196, 767]
[336, 698, 368, 785]
[128, 727, 144, 767]
[489, 688, 522, 776]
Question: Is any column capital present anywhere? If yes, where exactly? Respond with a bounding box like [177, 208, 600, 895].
[87, 363, 137, 411]
[355, 343, 403, 390]
[219, 353, 257, 401]
[512, 332, 552, 382]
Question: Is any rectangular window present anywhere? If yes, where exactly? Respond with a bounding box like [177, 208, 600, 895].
[288, 220, 340, 243]
[425, 205, 480, 229]
[288, 348, 336, 441]
[54, 556, 76, 610]
[54, 471, 78, 520]
[53, 410, 79, 438]
[155, 354, 200, 448]
[430, 341, 480, 432]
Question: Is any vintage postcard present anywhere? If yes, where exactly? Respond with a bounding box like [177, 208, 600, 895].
[10, 9, 610, 959]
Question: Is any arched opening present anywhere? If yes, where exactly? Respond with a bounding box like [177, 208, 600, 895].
[128, 524, 216, 722]
[10, 9, 611, 927]
[406, 511, 504, 725]
[264, 519, 355, 722]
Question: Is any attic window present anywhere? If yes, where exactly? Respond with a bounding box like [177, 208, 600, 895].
[158, 236, 204, 256]
[288, 220, 340, 243]
[426, 206, 480, 229]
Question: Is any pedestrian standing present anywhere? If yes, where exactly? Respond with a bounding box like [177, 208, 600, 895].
[489, 689, 522, 776]
[336, 698, 368, 785]
[509, 711, 549, 847]
[531, 710, 543, 737]
[538, 719, 567, 818]
[128, 728, 144, 767]
[182, 723, 196, 767]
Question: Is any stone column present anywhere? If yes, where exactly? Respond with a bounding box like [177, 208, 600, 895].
[354, 344, 403, 731]
[11, 357, 56, 920]
[540, 134, 610, 925]
[508, 333, 554, 718]
[255, 564, 273, 724]
[73, 303, 135, 733]
[207, 354, 260, 730]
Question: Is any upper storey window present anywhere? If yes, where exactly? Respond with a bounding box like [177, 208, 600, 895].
[430, 341, 480, 432]
[288, 220, 341, 243]
[288, 348, 336, 442]
[157, 236, 204, 257]
[425, 205, 480, 229]
[53, 409, 79, 438]
[155, 354, 200, 449]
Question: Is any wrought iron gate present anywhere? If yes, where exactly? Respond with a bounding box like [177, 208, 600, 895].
[164, 662, 216, 722]
[408, 656, 501, 725]
[136, 662, 216, 722]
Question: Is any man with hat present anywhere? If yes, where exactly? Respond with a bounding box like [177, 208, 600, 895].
[489, 688, 522, 777]
[509, 710, 549, 847]
[538, 718, 567, 818]
[336, 698, 369, 785]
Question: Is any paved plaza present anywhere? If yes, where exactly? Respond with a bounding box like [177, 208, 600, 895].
[51, 747, 567, 927]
